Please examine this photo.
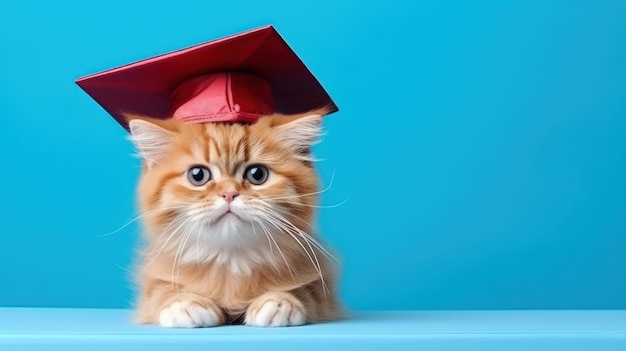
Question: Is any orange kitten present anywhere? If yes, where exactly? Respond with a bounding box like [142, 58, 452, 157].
[126, 109, 342, 328]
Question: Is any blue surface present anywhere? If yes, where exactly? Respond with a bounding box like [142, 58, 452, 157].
[1, 0, 626, 311]
[1, 309, 625, 350]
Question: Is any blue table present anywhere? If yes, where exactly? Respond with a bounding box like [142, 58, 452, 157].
[1, 308, 625, 350]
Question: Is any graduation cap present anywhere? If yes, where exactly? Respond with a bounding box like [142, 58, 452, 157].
[76, 25, 338, 129]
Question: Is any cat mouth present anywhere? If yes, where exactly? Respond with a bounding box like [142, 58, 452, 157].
[216, 210, 242, 223]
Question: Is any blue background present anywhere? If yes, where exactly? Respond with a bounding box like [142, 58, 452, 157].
[1, 0, 624, 310]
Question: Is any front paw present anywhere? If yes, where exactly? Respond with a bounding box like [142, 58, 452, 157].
[245, 292, 306, 327]
[159, 300, 222, 328]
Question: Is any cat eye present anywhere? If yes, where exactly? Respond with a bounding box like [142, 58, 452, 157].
[187, 166, 212, 186]
[244, 164, 269, 185]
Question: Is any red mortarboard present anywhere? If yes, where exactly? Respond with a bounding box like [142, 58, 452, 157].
[76, 25, 337, 129]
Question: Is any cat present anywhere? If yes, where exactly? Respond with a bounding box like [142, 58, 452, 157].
[126, 108, 342, 328]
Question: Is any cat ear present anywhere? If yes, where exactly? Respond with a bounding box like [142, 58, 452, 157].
[126, 116, 176, 166]
[272, 113, 324, 159]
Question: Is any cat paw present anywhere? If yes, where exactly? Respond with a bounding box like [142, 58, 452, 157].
[159, 300, 222, 328]
[245, 292, 306, 327]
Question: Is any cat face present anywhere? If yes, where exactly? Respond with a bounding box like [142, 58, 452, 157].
[128, 112, 324, 275]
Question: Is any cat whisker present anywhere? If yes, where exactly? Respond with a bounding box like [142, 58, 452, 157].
[252, 199, 338, 263]
[113, 263, 132, 274]
[260, 207, 336, 296]
[252, 204, 328, 295]
[260, 170, 337, 202]
[260, 189, 325, 201]
[289, 222, 337, 263]
[195, 217, 203, 266]
[274, 198, 348, 209]
[146, 203, 215, 257]
[279, 220, 337, 264]
[261, 214, 329, 295]
[146, 212, 190, 255]
[94, 205, 186, 238]
[172, 215, 203, 288]
[250, 217, 273, 256]
[142, 213, 196, 270]
[250, 216, 296, 282]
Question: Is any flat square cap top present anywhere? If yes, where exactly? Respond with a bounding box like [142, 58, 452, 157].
[76, 25, 337, 129]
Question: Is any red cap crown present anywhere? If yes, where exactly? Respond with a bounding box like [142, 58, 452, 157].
[169, 72, 275, 123]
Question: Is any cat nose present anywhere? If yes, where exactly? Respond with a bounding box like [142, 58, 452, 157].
[220, 190, 240, 203]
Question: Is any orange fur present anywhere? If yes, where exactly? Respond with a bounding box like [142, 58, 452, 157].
[127, 109, 342, 327]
